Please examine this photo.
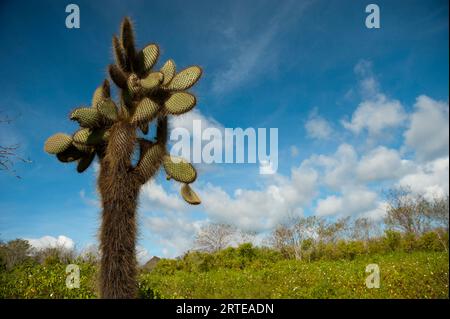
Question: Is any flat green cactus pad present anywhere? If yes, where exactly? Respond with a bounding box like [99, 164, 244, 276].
[56, 145, 84, 163]
[132, 98, 159, 124]
[165, 66, 202, 91]
[164, 92, 196, 115]
[181, 183, 201, 205]
[136, 44, 160, 74]
[44, 133, 73, 154]
[77, 151, 96, 173]
[97, 99, 118, 122]
[163, 155, 197, 183]
[141, 72, 163, 90]
[70, 107, 101, 128]
[160, 59, 176, 85]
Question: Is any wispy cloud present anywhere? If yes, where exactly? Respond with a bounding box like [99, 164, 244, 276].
[211, 1, 312, 94]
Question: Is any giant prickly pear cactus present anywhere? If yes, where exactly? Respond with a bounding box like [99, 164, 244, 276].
[44, 17, 202, 298]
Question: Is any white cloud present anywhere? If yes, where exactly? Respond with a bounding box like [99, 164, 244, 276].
[361, 201, 389, 220]
[310, 144, 358, 191]
[342, 60, 407, 137]
[315, 195, 343, 216]
[398, 157, 449, 200]
[200, 163, 318, 231]
[26, 235, 75, 251]
[403, 95, 449, 161]
[342, 94, 406, 136]
[305, 114, 333, 140]
[315, 188, 378, 217]
[144, 215, 204, 257]
[170, 109, 223, 137]
[356, 146, 413, 182]
[141, 180, 185, 212]
[136, 246, 151, 265]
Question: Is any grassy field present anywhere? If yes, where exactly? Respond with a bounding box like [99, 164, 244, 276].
[1, 251, 448, 299]
[139, 252, 449, 299]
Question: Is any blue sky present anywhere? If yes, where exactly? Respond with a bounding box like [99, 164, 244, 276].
[0, 0, 448, 259]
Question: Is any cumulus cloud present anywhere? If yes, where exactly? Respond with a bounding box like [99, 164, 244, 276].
[397, 157, 449, 200]
[403, 95, 449, 162]
[305, 114, 334, 140]
[26, 235, 75, 251]
[342, 95, 406, 136]
[144, 215, 204, 257]
[309, 143, 358, 191]
[316, 188, 378, 217]
[140, 180, 186, 212]
[342, 60, 407, 136]
[201, 162, 318, 231]
[356, 146, 413, 182]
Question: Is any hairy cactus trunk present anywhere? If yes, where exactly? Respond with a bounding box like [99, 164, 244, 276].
[98, 122, 140, 298]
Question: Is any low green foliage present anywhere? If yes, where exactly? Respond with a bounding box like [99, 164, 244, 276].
[0, 259, 97, 299]
[139, 251, 448, 299]
[1, 250, 447, 299]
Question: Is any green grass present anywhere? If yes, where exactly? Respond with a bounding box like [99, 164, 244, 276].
[1, 251, 448, 298]
[139, 252, 449, 299]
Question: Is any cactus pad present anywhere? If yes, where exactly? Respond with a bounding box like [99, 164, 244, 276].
[77, 151, 96, 173]
[136, 44, 160, 74]
[160, 59, 176, 85]
[163, 155, 197, 183]
[181, 183, 201, 205]
[127, 74, 141, 95]
[164, 92, 196, 115]
[109, 64, 128, 89]
[72, 141, 92, 153]
[135, 143, 165, 180]
[92, 80, 110, 108]
[165, 66, 202, 91]
[73, 128, 105, 145]
[70, 107, 101, 128]
[131, 98, 159, 124]
[140, 72, 163, 90]
[44, 133, 73, 154]
[56, 145, 84, 162]
[97, 99, 118, 122]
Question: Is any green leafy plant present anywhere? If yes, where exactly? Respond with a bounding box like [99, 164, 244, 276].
[44, 17, 202, 298]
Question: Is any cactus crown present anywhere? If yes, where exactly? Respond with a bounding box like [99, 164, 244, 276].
[44, 17, 202, 205]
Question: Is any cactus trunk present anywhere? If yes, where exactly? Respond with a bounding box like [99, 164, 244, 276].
[98, 176, 139, 298]
[98, 122, 141, 298]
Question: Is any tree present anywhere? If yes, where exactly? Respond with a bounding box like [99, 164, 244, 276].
[425, 195, 449, 252]
[0, 239, 32, 269]
[384, 187, 430, 235]
[426, 195, 449, 231]
[44, 17, 203, 298]
[194, 223, 236, 253]
[0, 112, 30, 178]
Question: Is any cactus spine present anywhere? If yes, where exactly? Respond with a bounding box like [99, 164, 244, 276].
[44, 17, 202, 298]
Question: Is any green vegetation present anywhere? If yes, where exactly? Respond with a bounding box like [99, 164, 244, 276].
[139, 251, 448, 299]
[1, 191, 447, 299]
[0, 238, 448, 299]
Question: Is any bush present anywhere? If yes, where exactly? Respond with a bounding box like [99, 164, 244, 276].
[383, 230, 402, 251]
[418, 232, 443, 251]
